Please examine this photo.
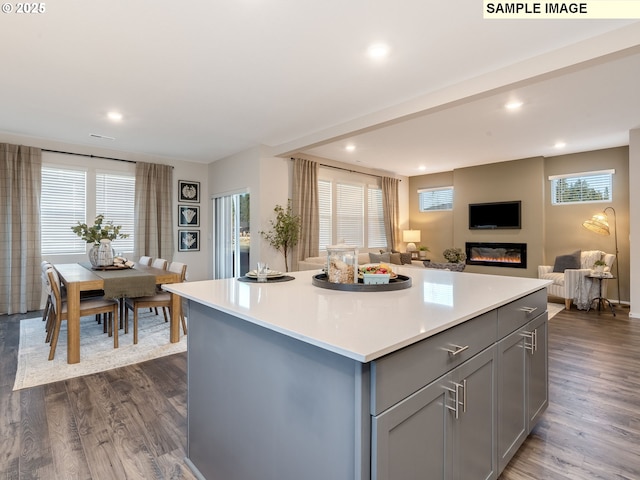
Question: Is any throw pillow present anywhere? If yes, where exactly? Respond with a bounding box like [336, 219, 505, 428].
[369, 252, 391, 263]
[389, 253, 403, 265]
[399, 253, 413, 265]
[552, 250, 581, 273]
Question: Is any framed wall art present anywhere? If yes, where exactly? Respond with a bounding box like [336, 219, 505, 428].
[179, 230, 200, 252]
[179, 180, 200, 203]
[178, 205, 200, 227]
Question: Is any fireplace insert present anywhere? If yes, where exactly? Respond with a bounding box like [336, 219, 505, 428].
[465, 242, 527, 268]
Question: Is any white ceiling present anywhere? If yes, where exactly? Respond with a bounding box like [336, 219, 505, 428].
[1, 2, 639, 176]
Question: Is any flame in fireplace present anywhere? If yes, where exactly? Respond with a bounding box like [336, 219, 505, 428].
[470, 254, 521, 264]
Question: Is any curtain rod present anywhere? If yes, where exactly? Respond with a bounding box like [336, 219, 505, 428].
[42, 148, 174, 168]
[293, 158, 401, 180]
[43, 148, 136, 164]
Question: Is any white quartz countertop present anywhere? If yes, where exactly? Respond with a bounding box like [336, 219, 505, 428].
[164, 268, 551, 363]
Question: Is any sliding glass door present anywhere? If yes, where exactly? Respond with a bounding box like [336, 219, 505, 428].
[213, 191, 250, 279]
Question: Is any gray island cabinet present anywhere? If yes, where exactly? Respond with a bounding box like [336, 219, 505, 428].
[164, 269, 551, 480]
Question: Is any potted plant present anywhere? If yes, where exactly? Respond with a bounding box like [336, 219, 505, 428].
[259, 200, 301, 272]
[71, 214, 129, 266]
[418, 245, 430, 260]
[592, 259, 606, 274]
[443, 247, 467, 264]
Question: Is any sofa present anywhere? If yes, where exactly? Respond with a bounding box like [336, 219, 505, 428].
[297, 251, 428, 271]
[538, 250, 615, 310]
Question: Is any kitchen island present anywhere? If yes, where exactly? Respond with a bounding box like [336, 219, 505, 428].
[164, 268, 551, 480]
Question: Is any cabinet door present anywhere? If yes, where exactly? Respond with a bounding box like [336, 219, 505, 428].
[454, 346, 497, 480]
[527, 314, 548, 428]
[497, 314, 549, 474]
[372, 374, 453, 480]
[497, 326, 528, 473]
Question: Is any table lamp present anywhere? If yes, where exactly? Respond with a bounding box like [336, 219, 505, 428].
[402, 230, 421, 252]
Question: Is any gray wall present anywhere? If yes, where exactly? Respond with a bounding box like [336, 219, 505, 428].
[409, 147, 629, 302]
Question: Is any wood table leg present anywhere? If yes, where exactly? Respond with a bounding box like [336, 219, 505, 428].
[170, 292, 181, 343]
[66, 283, 81, 364]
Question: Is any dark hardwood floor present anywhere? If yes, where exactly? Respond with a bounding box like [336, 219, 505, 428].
[0, 310, 196, 480]
[1, 304, 639, 479]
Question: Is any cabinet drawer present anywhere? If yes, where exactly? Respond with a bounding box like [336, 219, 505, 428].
[497, 288, 547, 338]
[370, 310, 497, 415]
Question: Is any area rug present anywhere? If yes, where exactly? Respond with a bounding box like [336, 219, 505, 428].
[13, 311, 187, 391]
[548, 302, 564, 320]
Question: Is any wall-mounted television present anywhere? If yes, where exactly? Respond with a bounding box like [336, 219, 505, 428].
[468, 201, 521, 230]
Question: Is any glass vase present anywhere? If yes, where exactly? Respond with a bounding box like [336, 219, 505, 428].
[97, 239, 114, 266]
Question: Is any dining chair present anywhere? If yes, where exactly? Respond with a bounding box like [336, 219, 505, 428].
[41, 260, 105, 336]
[151, 258, 168, 270]
[149, 258, 168, 316]
[138, 255, 153, 266]
[45, 268, 120, 360]
[123, 262, 188, 344]
[41, 261, 53, 324]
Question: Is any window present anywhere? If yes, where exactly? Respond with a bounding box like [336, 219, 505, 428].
[368, 187, 386, 248]
[318, 169, 387, 251]
[41, 158, 136, 255]
[549, 170, 614, 205]
[41, 166, 87, 254]
[336, 183, 364, 246]
[318, 180, 332, 250]
[418, 187, 453, 212]
[96, 172, 135, 253]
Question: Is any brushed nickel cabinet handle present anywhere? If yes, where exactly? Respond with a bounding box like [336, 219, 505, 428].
[445, 344, 470, 356]
[522, 331, 535, 354]
[445, 382, 463, 419]
[519, 306, 538, 314]
[461, 379, 467, 414]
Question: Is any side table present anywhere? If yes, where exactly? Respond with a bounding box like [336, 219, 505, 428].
[587, 274, 616, 316]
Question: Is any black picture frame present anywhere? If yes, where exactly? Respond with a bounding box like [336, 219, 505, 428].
[178, 180, 200, 203]
[178, 205, 200, 227]
[179, 230, 200, 252]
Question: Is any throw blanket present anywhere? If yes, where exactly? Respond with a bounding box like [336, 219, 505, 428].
[80, 263, 157, 299]
[573, 275, 599, 310]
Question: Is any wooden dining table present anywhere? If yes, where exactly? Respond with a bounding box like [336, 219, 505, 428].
[53, 262, 182, 364]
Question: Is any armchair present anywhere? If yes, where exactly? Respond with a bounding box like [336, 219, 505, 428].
[538, 250, 615, 310]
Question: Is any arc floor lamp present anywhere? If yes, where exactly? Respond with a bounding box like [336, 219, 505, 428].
[582, 207, 621, 305]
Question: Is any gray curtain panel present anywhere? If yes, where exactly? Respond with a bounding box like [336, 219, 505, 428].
[0, 143, 42, 314]
[381, 176, 399, 251]
[134, 162, 174, 262]
[292, 158, 319, 270]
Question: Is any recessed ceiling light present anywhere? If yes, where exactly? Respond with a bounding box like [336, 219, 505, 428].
[345, 144, 356, 152]
[107, 111, 123, 121]
[505, 101, 523, 111]
[554, 141, 566, 149]
[367, 43, 390, 60]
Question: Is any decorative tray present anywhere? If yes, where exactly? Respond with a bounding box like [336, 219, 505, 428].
[312, 273, 412, 292]
[91, 264, 132, 270]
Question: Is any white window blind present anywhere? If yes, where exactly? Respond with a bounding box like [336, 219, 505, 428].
[549, 170, 613, 205]
[418, 187, 454, 212]
[41, 166, 87, 254]
[318, 172, 388, 250]
[96, 172, 135, 253]
[368, 187, 386, 248]
[318, 180, 332, 251]
[336, 183, 364, 246]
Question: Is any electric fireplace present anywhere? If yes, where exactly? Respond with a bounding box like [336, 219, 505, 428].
[465, 242, 527, 268]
